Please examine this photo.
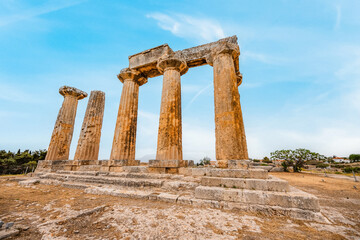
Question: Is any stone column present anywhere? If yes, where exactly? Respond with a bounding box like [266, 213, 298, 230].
[45, 86, 87, 161]
[207, 42, 248, 168]
[155, 55, 188, 163]
[109, 68, 147, 165]
[74, 91, 105, 163]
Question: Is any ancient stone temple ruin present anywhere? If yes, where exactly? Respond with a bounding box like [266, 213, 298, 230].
[35, 36, 327, 222]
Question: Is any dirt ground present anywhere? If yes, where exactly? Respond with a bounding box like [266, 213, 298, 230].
[0, 172, 359, 239]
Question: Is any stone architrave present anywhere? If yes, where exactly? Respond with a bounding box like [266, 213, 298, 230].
[109, 68, 147, 165]
[207, 42, 248, 167]
[155, 54, 188, 162]
[73, 91, 105, 163]
[45, 86, 87, 161]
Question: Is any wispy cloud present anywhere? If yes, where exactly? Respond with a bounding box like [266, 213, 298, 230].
[334, 4, 341, 30]
[184, 83, 212, 111]
[241, 51, 288, 65]
[146, 12, 225, 43]
[0, 82, 41, 103]
[0, 0, 85, 27]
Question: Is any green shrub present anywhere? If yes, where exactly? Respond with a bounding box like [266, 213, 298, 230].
[316, 163, 329, 169]
[343, 167, 360, 173]
[0, 149, 46, 175]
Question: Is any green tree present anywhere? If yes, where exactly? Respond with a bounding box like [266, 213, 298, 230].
[0, 149, 47, 175]
[199, 157, 211, 166]
[262, 156, 272, 163]
[349, 154, 360, 162]
[270, 148, 327, 172]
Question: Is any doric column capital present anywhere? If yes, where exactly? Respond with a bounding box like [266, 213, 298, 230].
[206, 42, 240, 66]
[59, 86, 88, 100]
[157, 55, 188, 75]
[117, 68, 148, 86]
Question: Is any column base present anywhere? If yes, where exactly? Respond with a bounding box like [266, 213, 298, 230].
[148, 160, 189, 174]
[35, 160, 76, 172]
[72, 160, 98, 166]
[216, 160, 250, 169]
[109, 159, 140, 167]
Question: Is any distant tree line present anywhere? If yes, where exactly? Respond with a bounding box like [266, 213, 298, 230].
[0, 149, 47, 175]
[198, 157, 211, 166]
[270, 149, 359, 172]
[349, 154, 360, 162]
[270, 148, 327, 172]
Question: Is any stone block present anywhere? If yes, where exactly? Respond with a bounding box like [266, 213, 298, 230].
[179, 160, 188, 167]
[227, 160, 250, 169]
[191, 168, 209, 176]
[157, 193, 178, 203]
[216, 160, 228, 168]
[200, 177, 289, 192]
[78, 165, 101, 172]
[252, 166, 274, 171]
[178, 167, 192, 175]
[129, 44, 173, 78]
[109, 160, 140, 167]
[207, 169, 268, 179]
[73, 160, 98, 166]
[194, 186, 320, 211]
[148, 160, 180, 168]
[122, 166, 149, 173]
[99, 160, 109, 166]
[18, 179, 40, 186]
[108, 166, 124, 172]
[0, 229, 20, 239]
[100, 166, 110, 172]
[270, 167, 284, 172]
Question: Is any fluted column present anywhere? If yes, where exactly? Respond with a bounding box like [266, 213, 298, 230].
[156, 55, 188, 161]
[110, 68, 147, 164]
[45, 86, 87, 161]
[74, 91, 105, 162]
[207, 42, 248, 167]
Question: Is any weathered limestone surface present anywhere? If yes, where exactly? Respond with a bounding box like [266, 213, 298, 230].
[178, 168, 268, 179]
[195, 186, 320, 212]
[156, 55, 188, 162]
[200, 177, 290, 192]
[110, 68, 147, 165]
[207, 42, 248, 167]
[74, 91, 105, 162]
[128, 44, 173, 78]
[45, 86, 87, 161]
[128, 36, 239, 78]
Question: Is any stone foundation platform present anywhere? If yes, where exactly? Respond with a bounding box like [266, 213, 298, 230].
[32, 162, 329, 222]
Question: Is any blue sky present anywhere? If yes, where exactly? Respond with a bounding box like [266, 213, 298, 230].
[1, 0, 359, 161]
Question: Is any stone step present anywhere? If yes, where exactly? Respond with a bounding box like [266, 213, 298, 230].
[194, 186, 320, 212]
[179, 168, 268, 179]
[83, 185, 327, 223]
[32, 178, 328, 222]
[39, 173, 199, 191]
[40, 173, 164, 188]
[55, 170, 191, 181]
[201, 177, 289, 192]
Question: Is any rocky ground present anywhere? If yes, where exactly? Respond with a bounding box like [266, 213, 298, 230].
[0, 172, 359, 239]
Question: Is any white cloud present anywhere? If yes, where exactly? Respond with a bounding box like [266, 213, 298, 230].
[184, 83, 212, 111]
[241, 51, 288, 65]
[146, 12, 225, 43]
[0, 82, 41, 103]
[334, 4, 341, 30]
[0, 0, 85, 27]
